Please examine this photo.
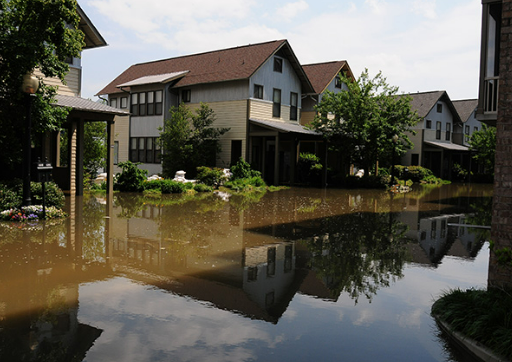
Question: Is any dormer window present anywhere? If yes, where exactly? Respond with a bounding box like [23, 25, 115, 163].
[274, 57, 283, 73]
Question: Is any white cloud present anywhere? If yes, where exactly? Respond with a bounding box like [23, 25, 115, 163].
[412, 0, 437, 20]
[276, 1, 309, 22]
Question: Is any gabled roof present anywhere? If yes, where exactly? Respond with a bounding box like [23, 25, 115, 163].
[77, 4, 107, 49]
[406, 90, 462, 123]
[452, 99, 478, 123]
[97, 40, 314, 95]
[302, 61, 354, 94]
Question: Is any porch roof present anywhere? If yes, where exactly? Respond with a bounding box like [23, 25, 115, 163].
[55, 94, 129, 116]
[424, 140, 469, 151]
[249, 118, 320, 135]
[117, 71, 190, 87]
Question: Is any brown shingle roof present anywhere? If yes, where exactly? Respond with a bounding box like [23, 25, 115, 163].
[452, 99, 478, 123]
[406, 90, 462, 123]
[97, 40, 314, 95]
[302, 61, 353, 94]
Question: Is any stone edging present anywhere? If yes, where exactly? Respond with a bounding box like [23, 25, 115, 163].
[433, 315, 509, 362]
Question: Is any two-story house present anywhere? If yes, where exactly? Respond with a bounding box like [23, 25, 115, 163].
[401, 91, 470, 179]
[98, 40, 319, 185]
[32, 4, 128, 196]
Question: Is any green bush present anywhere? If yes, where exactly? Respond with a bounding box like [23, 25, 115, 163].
[30, 181, 65, 208]
[196, 166, 227, 188]
[114, 161, 148, 192]
[143, 179, 164, 191]
[230, 158, 261, 180]
[394, 165, 433, 182]
[193, 183, 213, 193]
[224, 176, 266, 191]
[0, 182, 21, 210]
[160, 179, 186, 194]
[298, 153, 323, 186]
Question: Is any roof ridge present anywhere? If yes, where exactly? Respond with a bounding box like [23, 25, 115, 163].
[302, 60, 347, 67]
[132, 39, 287, 67]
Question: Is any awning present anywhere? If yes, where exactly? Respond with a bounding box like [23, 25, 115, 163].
[117, 71, 189, 88]
[249, 118, 320, 135]
[424, 140, 469, 151]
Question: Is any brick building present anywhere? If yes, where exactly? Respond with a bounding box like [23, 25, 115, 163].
[477, 0, 512, 288]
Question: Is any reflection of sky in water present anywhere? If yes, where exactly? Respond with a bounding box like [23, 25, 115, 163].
[79, 245, 489, 362]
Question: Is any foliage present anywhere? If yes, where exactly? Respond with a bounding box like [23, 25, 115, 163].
[230, 157, 261, 180]
[193, 183, 214, 193]
[0, 0, 85, 172]
[114, 161, 148, 192]
[0, 180, 64, 210]
[341, 175, 389, 189]
[452, 163, 471, 182]
[298, 152, 323, 185]
[83, 121, 107, 179]
[432, 288, 512, 360]
[224, 176, 266, 191]
[196, 166, 228, 188]
[159, 103, 230, 178]
[311, 69, 420, 177]
[469, 124, 496, 174]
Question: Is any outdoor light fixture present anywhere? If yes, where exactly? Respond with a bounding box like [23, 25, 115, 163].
[21, 71, 40, 206]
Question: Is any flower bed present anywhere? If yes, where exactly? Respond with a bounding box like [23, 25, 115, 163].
[0, 205, 67, 222]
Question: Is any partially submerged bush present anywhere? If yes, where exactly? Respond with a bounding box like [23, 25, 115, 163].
[114, 161, 148, 192]
[196, 166, 227, 188]
[230, 158, 261, 180]
[297, 152, 323, 185]
[0, 180, 64, 210]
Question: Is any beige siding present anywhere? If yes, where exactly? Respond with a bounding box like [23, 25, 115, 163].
[402, 130, 424, 165]
[301, 111, 316, 126]
[114, 115, 130, 174]
[249, 99, 294, 122]
[187, 100, 248, 168]
[35, 67, 81, 96]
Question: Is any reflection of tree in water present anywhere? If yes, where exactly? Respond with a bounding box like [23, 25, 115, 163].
[81, 194, 110, 262]
[463, 196, 492, 255]
[302, 212, 408, 303]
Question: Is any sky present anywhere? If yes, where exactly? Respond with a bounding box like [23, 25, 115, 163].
[79, 0, 482, 102]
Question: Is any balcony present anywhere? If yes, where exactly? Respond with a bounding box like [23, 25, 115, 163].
[484, 76, 499, 114]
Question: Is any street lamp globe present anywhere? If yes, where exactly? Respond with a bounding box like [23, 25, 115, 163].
[21, 72, 39, 94]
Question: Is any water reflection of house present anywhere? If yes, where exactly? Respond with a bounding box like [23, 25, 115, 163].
[106, 202, 306, 323]
[0, 236, 103, 361]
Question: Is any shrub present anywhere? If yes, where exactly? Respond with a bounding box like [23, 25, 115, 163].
[160, 179, 186, 194]
[114, 161, 148, 192]
[298, 153, 323, 185]
[230, 158, 261, 180]
[30, 181, 65, 209]
[0, 182, 21, 210]
[224, 176, 266, 191]
[196, 166, 227, 188]
[193, 183, 213, 193]
[394, 165, 433, 182]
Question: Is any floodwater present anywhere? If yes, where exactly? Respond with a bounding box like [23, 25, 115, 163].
[0, 184, 493, 362]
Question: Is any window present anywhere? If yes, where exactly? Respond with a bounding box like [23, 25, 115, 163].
[437, 104, 443, 113]
[436, 121, 441, 140]
[110, 98, 117, 108]
[130, 137, 160, 163]
[274, 57, 283, 73]
[131, 93, 138, 116]
[474, 126, 479, 133]
[254, 84, 263, 99]
[155, 90, 163, 115]
[426, 120, 432, 129]
[139, 92, 146, 116]
[231, 140, 242, 165]
[273, 88, 281, 118]
[120, 97, 128, 109]
[147, 91, 155, 115]
[445, 123, 451, 141]
[335, 75, 342, 89]
[182, 89, 191, 103]
[114, 141, 119, 165]
[247, 267, 258, 282]
[465, 125, 470, 142]
[290, 92, 298, 121]
[411, 153, 419, 166]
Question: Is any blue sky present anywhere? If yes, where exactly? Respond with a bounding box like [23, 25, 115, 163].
[79, 0, 481, 101]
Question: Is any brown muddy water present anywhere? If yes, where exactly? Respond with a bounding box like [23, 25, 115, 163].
[0, 184, 493, 361]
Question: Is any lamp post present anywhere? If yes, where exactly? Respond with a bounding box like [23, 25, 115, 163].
[389, 134, 399, 188]
[21, 72, 40, 206]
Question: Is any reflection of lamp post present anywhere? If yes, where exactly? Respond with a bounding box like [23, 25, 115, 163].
[389, 134, 399, 188]
[21, 72, 40, 206]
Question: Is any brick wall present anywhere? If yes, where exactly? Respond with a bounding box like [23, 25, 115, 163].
[489, 0, 512, 288]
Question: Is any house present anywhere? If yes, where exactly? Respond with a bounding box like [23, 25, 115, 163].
[401, 91, 470, 179]
[32, 4, 128, 196]
[477, 0, 512, 288]
[97, 40, 320, 185]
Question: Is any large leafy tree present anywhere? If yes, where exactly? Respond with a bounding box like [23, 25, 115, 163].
[311, 69, 420, 177]
[0, 0, 85, 174]
[159, 103, 230, 178]
[469, 123, 496, 174]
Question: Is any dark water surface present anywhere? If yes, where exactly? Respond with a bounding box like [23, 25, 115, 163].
[0, 184, 493, 361]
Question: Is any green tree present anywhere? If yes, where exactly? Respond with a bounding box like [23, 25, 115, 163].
[311, 69, 420, 177]
[0, 0, 85, 173]
[83, 122, 107, 178]
[159, 103, 229, 178]
[469, 123, 496, 174]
